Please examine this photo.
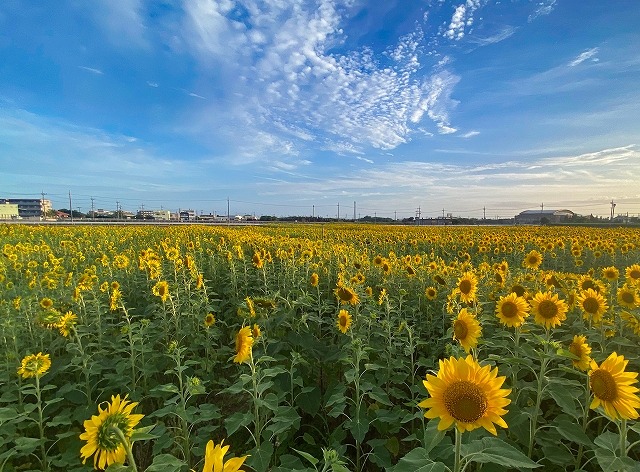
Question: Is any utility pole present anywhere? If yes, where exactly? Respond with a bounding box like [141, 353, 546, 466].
[312, 205, 315, 219]
[353, 201, 356, 221]
[227, 197, 230, 224]
[337, 203, 340, 220]
[442, 208, 445, 219]
[610, 200, 616, 221]
[91, 197, 95, 221]
[116, 201, 120, 220]
[40, 190, 47, 219]
[416, 206, 421, 225]
[69, 191, 73, 224]
[483, 206, 486, 220]
[394, 210, 397, 221]
[541, 203, 544, 212]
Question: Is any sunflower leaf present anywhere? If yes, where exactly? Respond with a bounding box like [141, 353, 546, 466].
[461, 437, 541, 468]
[390, 447, 447, 472]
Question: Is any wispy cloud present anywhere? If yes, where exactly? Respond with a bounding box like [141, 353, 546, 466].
[528, 0, 557, 22]
[460, 131, 480, 138]
[568, 47, 599, 67]
[180, 0, 461, 158]
[470, 26, 516, 46]
[146, 81, 159, 88]
[78, 66, 104, 75]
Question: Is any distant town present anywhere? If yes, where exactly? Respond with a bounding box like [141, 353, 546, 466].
[2, 196, 639, 226]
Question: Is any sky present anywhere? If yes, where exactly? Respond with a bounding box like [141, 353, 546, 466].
[1, 0, 639, 219]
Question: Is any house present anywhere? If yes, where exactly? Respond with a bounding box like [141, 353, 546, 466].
[0, 202, 20, 220]
[0, 198, 51, 219]
[515, 209, 574, 224]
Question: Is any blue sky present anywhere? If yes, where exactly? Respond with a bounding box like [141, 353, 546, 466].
[1, 0, 639, 218]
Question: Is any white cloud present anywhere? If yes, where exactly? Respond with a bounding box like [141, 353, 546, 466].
[528, 0, 556, 22]
[568, 47, 599, 67]
[470, 26, 516, 46]
[444, 0, 481, 41]
[78, 66, 104, 75]
[180, 0, 462, 158]
[460, 130, 480, 138]
[147, 81, 159, 88]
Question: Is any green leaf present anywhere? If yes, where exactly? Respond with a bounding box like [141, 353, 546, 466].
[422, 419, 446, 455]
[296, 386, 321, 416]
[555, 418, 592, 446]
[247, 441, 274, 472]
[292, 448, 319, 467]
[130, 424, 159, 442]
[391, 447, 446, 472]
[348, 408, 369, 443]
[14, 437, 41, 453]
[225, 411, 253, 436]
[104, 463, 134, 472]
[594, 447, 640, 472]
[594, 431, 619, 452]
[461, 437, 541, 469]
[145, 453, 187, 472]
[546, 382, 579, 419]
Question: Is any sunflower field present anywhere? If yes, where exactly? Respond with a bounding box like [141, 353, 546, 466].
[1, 223, 640, 472]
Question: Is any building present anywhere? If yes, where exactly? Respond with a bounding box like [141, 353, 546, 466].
[137, 209, 171, 220]
[179, 209, 196, 221]
[0, 198, 51, 219]
[515, 209, 574, 224]
[0, 202, 20, 220]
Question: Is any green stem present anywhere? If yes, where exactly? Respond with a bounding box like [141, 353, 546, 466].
[575, 374, 591, 469]
[454, 428, 462, 472]
[528, 356, 548, 458]
[619, 419, 627, 457]
[110, 426, 138, 472]
[250, 353, 261, 448]
[35, 375, 48, 472]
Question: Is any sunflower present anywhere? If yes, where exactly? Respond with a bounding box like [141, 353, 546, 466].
[568, 335, 592, 371]
[406, 265, 417, 277]
[495, 293, 530, 328]
[601, 266, 620, 282]
[310, 272, 319, 287]
[233, 327, 254, 364]
[17, 352, 51, 379]
[152, 280, 170, 303]
[523, 250, 543, 270]
[252, 252, 264, 269]
[577, 288, 608, 324]
[425, 286, 438, 301]
[56, 311, 78, 337]
[245, 297, 256, 317]
[40, 297, 54, 310]
[620, 311, 640, 336]
[418, 355, 511, 435]
[334, 285, 360, 306]
[455, 271, 478, 304]
[373, 255, 384, 266]
[336, 309, 352, 334]
[202, 439, 249, 472]
[204, 313, 216, 328]
[530, 291, 568, 329]
[80, 394, 145, 470]
[617, 285, 639, 309]
[252, 324, 261, 339]
[452, 309, 482, 353]
[625, 264, 640, 286]
[589, 352, 640, 420]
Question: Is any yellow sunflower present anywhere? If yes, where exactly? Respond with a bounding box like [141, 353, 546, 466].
[418, 355, 511, 435]
[337, 309, 352, 334]
[80, 394, 145, 470]
[530, 291, 568, 329]
[17, 352, 51, 379]
[151, 280, 170, 303]
[202, 439, 249, 472]
[334, 285, 360, 306]
[40, 297, 54, 310]
[576, 288, 608, 324]
[252, 252, 264, 269]
[617, 285, 639, 309]
[523, 250, 543, 270]
[495, 293, 530, 328]
[252, 324, 261, 340]
[455, 271, 478, 304]
[568, 335, 592, 371]
[233, 327, 254, 364]
[625, 264, 640, 286]
[56, 311, 78, 337]
[452, 309, 482, 353]
[310, 272, 319, 287]
[204, 313, 216, 328]
[425, 286, 438, 301]
[601, 266, 620, 282]
[589, 352, 640, 420]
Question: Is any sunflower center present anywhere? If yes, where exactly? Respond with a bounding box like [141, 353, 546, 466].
[500, 301, 518, 319]
[453, 320, 468, 340]
[630, 269, 640, 279]
[582, 297, 599, 314]
[528, 256, 539, 265]
[443, 380, 488, 423]
[590, 369, 618, 401]
[621, 292, 635, 304]
[511, 285, 525, 297]
[459, 280, 472, 295]
[340, 315, 348, 328]
[538, 300, 558, 319]
[581, 280, 595, 291]
[568, 342, 583, 358]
